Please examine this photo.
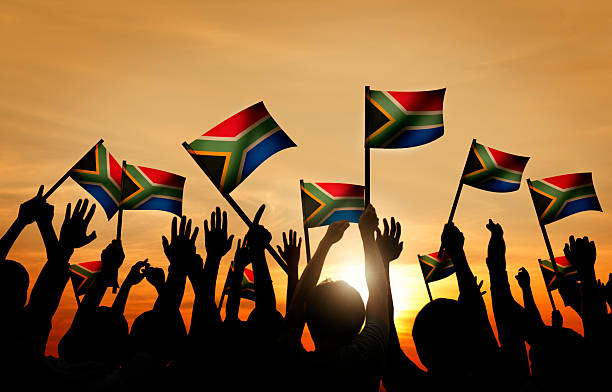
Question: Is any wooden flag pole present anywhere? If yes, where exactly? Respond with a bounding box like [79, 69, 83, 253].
[181, 142, 289, 273]
[44, 139, 104, 200]
[526, 178, 558, 310]
[299, 180, 312, 263]
[116, 160, 126, 241]
[364, 85, 371, 206]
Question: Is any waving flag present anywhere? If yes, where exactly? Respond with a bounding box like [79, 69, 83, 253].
[539, 256, 580, 290]
[366, 88, 445, 148]
[120, 164, 185, 216]
[69, 142, 122, 219]
[528, 173, 602, 225]
[461, 141, 530, 192]
[223, 263, 255, 301]
[185, 102, 296, 193]
[69, 261, 102, 296]
[301, 182, 365, 228]
[418, 252, 455, 283]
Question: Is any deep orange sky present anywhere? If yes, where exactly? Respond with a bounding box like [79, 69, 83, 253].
[1, 1, 611, 364]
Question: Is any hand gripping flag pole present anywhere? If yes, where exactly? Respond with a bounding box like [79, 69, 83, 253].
[364, 86, 371, 206]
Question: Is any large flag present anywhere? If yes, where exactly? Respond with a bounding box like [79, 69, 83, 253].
[539, 256, 580, 291]
[365, 88, 445, 149]
[69, 142, 122, 219]
[301, 182, 365, 228]
[418, 252, 455, 283]
[223, 263, 255, 301]
[461, 141, 530, 192]
[185, 102, 296, 193]
[528, 173, 602, 225]
[120, 164, 185, 216]
[69, 260, 102, 296]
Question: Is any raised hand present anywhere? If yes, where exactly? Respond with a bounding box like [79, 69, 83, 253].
[441, 222, 464, 254]
[563, 235, 596, 279]
[515, 267, 531, 290]
[204, 207, 234, 259]
[277, 230, 302, 271]
[485, 219, 505, 265]
[475, 276, 487, 296]
[17, 185, 46, 225]
[375, 217, 403, 263]
[59, 199, 97, 250]
[359, 204, 379, 237]
[234, 238, 250, 269]
[124, 260, 149, 287]
[245, 205, 271, 252]
[322, 220, 350, 246]
[100, 239, 125, 275]
[144, 265, 166, 293]
[162, 215, 199, 269]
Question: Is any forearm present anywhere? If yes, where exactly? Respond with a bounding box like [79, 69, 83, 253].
[37, 219, 60, 262]
[579, 269, 607, 339]
[226, 265, 245, 321]
[0, 218, 26, 261]
[286, 267, 298, 310]
[520, 286, 543, 326]
[252, 249, 276, 313]
[154, 266, 187, 313]
[112, 281, 133, 315]
[363, 232, 388, 325]
[200, 254, 222, 302]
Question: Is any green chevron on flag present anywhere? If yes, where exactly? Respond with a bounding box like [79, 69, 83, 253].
[120, 164, 186, 216]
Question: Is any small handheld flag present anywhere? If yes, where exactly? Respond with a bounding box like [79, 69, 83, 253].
[184, 101, 296, 194]
[69, 260, 102, 298]
[223, 264, 255, 301]
[461, 141, 530, 193]
[301, 182, 365, 228]
[419, 252, 455, 283]
[528, 172, 602, 225]
[538, 256, 580, 291]
[120, 164, 185, 216]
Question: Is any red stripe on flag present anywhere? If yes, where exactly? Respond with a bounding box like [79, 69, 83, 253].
[244, 267, 254, 283]
[138, 166, 185, 188]
[108, 153, 123, 187]
[74, 260, 102, 273]
[488, 147, 529, 173]
[550, 256, 572, 268]
[316, 183, 364, 198]
[202, 102, 270, 138]
[386, 89, 445, 111]
[542, 173, 593, 190]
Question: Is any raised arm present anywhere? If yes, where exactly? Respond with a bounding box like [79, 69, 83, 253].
[277, 220, 349, 347]
[112, 260, 148, 315]
[0, 186, 45, 261]
[245, 205, 276, 315]
[225, 237, 250, 322]
[515, 267, 544, 328]
[277, 230, 301, 308]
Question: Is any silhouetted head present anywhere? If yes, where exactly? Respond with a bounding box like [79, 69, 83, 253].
[130, 309, 187, 365]
[529, 326, 584, 389]
[413, 298, 480, 374]
[304, 280, 365, 350]
[0, 260, 29, 314]
[59, 306, 128, 367]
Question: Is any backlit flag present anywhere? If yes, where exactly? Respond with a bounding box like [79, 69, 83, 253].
[69, 261, 102, 297]
[185, 102, 296, 193]
[528, 173, 602, 225]
[301, 182, 365, 228]
[461, 141, 530, 192]
[539, 256, 580, 291]
[365, 88, 445, 148]
[418, 252, 455, 283]
[69, 142, 122, 219]
[223, 263, 255, 301]
[120, 164, 185, 216]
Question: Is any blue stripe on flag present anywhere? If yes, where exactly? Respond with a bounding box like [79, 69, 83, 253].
[384, 126, 444, 149]
[241, 130, 296, 182]
[319, 209, 362, 226]
[471, 178, 521, 193]
[136, 197, 182, 216]
[78, 183, 119, 219]
[556, 196, 601, 221]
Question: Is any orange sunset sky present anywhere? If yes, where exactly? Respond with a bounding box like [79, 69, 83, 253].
[1, 1, 611, 365]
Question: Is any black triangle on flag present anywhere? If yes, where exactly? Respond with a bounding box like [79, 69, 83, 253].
[192, 154, 227, 190]
[301, 188, 323, 222]
[539, 262, 557, 290]
[419, 260, 435, 283]
[529, 188, 554, 221]
[121, 169, 141, 201]
[365, 97, 392, 138]
[72, 145, 98, 172]
[461, 146, 485, 177]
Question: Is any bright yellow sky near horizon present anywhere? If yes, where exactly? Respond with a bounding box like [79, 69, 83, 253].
[1, 1, 612, 365]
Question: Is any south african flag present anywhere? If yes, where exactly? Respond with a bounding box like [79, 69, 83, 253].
[301, 182, 365, 228]
[120, 164, 185, 216]
[418, 252, 455, 283]
[69, 141, 122, 219]
[528, 173, 602, 225]
[69, 260, 102, 296]
[223, 263, 255, 301]
[185, 102, 296, 193]
[365, 88, 445, 148]
[461, 140, 530, 192]
[539, 256, 580, 291]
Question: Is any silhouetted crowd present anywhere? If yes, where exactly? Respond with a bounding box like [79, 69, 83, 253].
[1, 187, 610, 392]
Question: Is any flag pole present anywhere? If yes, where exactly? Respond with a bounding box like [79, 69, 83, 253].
[538, 259, 558, 312]
[438, 139, 475, 256]
[218, 266, 232, 311]
[299, 180, 312, 263]
[418, 256, 434, 302]
[181, 142, 288, 273]
[364, 85, 371, 206]
[116, 160, 126, 241]
[527, 178, 558, 310]
[44, 139, 104, 200]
